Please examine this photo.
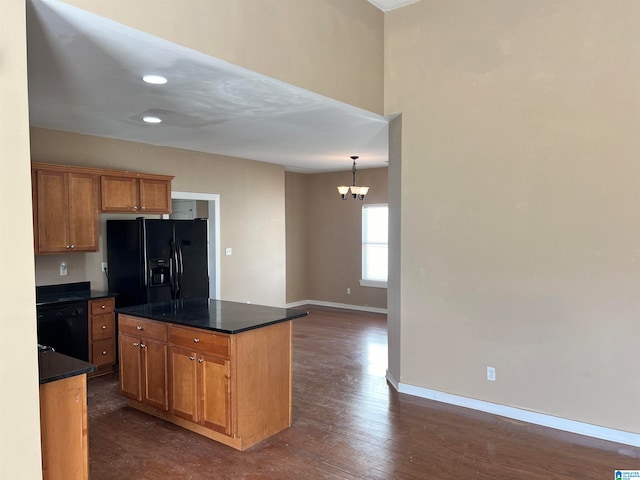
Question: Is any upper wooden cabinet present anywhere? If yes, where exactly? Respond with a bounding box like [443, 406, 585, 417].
[31, 163, 174, 253]
[101, 174, 172, 214]
[32, 167, 99, 254]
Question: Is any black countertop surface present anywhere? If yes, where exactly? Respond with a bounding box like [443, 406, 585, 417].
[36, 281, 114, 307]
[38, 349, 96, 384]
[116, 298, 308, 334]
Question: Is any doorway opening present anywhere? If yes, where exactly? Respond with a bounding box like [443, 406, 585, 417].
[164, 191, 220, 299]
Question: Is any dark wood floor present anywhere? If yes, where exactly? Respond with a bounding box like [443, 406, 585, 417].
[88, 306, 640, 479]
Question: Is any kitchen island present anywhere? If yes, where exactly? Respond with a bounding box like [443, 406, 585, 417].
[116, 298, 308, 450]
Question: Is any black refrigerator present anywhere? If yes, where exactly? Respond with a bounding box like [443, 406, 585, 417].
[107, 219, 209, 307]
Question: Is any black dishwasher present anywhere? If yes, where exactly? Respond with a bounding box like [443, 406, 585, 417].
[37, 301, 89, 361]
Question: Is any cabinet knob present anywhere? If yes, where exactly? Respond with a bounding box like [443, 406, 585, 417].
[198, 358, 204, 363]
[141, 206, 146, 211]
[102, 350, 107, 355]
[101, 325, 107, 330]
[193, 338, 200, 343]
[101, 305, 106, 309]
[140, 343, 146, 349]
[133, 205, 138, 210]
[70, 245, 75, 249]
[189, 356, 195, 361]
[136, 326, 143, 330]
[133, 342, 139, 347]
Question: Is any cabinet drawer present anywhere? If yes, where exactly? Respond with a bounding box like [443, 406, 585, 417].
[119, 315, 167, 341]
[92, 339, 115, 366]
[91, 314, 115, 341]
[170, 326, 229, 358]
[90, 297, 115, 315]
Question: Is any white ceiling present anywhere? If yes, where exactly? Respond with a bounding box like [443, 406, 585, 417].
[26, 0, 391, 173]
[367, 0, 421, 12]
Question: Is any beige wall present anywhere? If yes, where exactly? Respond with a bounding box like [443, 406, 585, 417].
[386, 0, 640, 433]
[285, 172, 310, 302]
[62, 0, 384, 115]
[0, 1, 43, 478]
[31, 127, 286, 307]
[286, 168, 388, 309]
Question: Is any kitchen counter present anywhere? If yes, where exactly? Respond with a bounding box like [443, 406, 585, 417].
[39, 349, 96, 384]
[115, 297, 308, 334]
[36, 281, 114, 307]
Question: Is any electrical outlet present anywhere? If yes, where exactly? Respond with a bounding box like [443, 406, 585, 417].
[487, 366, 496, 382]
[60, 262, 68, 276]
[347, 288, 351, 295]
[101, 262, 108, 273]
[225, 247, 232, 256]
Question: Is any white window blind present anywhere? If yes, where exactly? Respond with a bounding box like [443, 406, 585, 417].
[361, 204, 388, 287]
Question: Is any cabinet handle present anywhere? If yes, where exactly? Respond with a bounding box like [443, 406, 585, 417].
[133, 342, 139, 347]
[193, 338, 200, 343]
[102, 351, 107, 355]
[198, 358, 204, 363]
[101, 325, 107, 330]
[140, 343, 146, 349]
[189, 356, 195, 361]
[136, 326, 143, 330]
[101, 305, 106, 309]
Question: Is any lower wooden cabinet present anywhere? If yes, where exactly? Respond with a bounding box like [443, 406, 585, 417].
[40, 374, 89, 480]
[169, 346, 231, 435]
[118, 315, 292, 450]
[88, 297, 116, 377]
[118, 315, 169, 411]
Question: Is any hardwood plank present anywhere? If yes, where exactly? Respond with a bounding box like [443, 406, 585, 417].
[87, 306, 640, 479]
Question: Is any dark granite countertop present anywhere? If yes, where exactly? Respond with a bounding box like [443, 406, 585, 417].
[36, 281, 115, 307]
[116, 298, 308, 334]
[38, 349, 96, 384]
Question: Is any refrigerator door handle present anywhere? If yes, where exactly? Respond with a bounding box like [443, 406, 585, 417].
[170, 240, 177, 299]
[176, 242, 184, 299]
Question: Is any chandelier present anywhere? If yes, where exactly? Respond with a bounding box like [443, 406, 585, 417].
[337, 156, 369, 201]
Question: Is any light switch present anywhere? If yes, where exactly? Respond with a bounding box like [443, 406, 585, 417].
[225, 248, 232, 256]
[60, 262, 68, 276]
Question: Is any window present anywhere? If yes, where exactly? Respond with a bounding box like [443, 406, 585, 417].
[361, 204, 388, 288]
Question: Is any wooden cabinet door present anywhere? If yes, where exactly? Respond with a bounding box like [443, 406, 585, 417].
[67, 172, 99, 251]
[119, 333, 142, 402]
[142, 338, 168, 411]
[35, 169, 70, 253]
[139, 178, 171, 214]
[199, 353, 231, 435]
[169, 346, 198, 422]
[101, 175, 138, 212]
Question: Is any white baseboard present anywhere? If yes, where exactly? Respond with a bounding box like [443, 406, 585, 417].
[386, 376, 640, 448]
[286, 299, 387, 314]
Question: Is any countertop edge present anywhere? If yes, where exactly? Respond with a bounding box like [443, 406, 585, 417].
[116, 309, 309, 334]
[38, 351, 97, 385]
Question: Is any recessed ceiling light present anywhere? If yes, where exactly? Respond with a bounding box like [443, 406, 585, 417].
[143, 116, 162, 124]
[142, 74, 167, 85]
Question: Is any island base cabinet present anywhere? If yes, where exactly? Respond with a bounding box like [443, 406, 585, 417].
[200, 353, 231, 434]
[170, 348, 231, 435]
[122, 319, 292, 451]
[169, 347, 198, 422]
[118, 315, 169, 412]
